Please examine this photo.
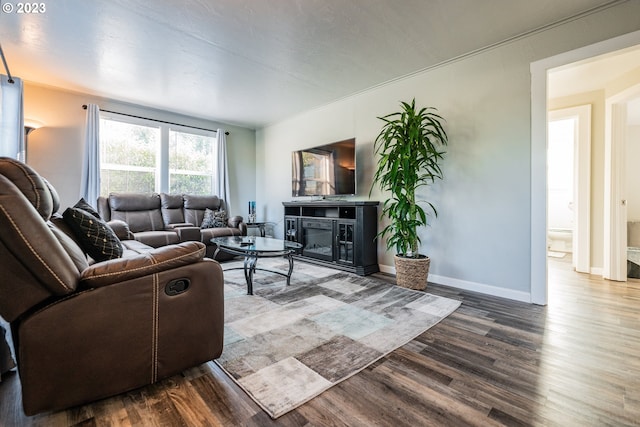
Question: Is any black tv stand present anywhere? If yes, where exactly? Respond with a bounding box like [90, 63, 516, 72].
[283, 200, 379, 275]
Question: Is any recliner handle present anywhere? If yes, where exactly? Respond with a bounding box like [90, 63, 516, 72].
[165, 278, 190, 296]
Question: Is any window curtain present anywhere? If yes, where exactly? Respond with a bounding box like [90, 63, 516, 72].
[0, 75, 25, 161]
[214, 129, 230, 211]
[80, 104, 101, 207]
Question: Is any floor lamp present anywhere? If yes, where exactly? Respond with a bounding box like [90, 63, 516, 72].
[23, 119, 43, 163]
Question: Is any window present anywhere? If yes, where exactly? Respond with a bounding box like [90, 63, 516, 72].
[168, 130, 215, 194]
[99, 114, 217, 196]
[100, 118, 160, 195]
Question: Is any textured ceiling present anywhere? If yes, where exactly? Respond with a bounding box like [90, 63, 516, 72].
[0, 0, 622, 128]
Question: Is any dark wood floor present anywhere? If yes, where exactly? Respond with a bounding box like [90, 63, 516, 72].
[1, 256, 639, 426]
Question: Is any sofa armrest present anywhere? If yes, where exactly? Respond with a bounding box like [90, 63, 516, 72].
[107, 219, 135, 241]
[228, 215, 243, 228]
[166, 222, 195, 229]
[228, 215, 247, 236]
[174, 226, 201, 242]
[80, 241, 206, 288]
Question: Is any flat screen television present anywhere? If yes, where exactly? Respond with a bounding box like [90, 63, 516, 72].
[291, 138, 356, 197]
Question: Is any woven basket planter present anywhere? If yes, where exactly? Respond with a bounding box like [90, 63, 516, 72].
[394, 254, 431, 290]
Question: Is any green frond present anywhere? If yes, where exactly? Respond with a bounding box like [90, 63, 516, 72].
[370, 98, 448, 256]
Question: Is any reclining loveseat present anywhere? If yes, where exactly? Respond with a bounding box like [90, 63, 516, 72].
[98, 192, 247, 260]
[0, 157, 224, 415]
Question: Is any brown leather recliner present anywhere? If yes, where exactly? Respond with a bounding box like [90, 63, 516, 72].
[0, 157, 224, 415]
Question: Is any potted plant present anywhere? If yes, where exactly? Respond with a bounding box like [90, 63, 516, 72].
[370, 98, 448, 290]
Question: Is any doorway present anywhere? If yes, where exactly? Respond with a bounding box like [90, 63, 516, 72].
[547, 106, 591, 274]
[530, 29, 640, 305]
[604, 85, 640, 281]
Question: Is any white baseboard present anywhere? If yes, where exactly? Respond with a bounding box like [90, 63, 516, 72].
[379, 264, 532, 303]
[590, 267, 603, 276]
[378, 264, 396, 275]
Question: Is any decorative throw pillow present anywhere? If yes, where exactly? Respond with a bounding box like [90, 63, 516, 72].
[74, 198, 101, 219]
[62, 207, 123, 262]
[201, 208, 228, 229]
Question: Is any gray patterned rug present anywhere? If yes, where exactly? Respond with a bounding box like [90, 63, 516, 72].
[215, 258, 461, 418]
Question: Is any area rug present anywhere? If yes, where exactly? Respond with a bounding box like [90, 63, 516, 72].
[215, 258, 461, 418]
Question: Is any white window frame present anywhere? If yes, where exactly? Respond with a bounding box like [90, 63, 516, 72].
[166, 124, 217, 195]
[99, 112, 217, 195]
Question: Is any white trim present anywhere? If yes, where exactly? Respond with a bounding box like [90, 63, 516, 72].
[428, 274, 532, 303]
[378, 263, 395, 275]
[604, 101, 628, 280]
[379, 264, 531, 303]
[530, 29, 640, 305]
[604, 83, 640, 281]
[530, 62, 549, 305]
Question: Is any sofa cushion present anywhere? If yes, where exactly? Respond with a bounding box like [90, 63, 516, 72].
[108, 193, 164, 232]
[62, 207, 123, 262]
[112, 210, 164, 233]
[42, 178, 60, 215]
[160, 193, 186, 226]
[121, 239, 157, 257]
[0, 158, 55, 220]
[200, 226, 243, 242]
[133, 230, 181, 248]
[183, 195, 223, 226]
[183, 194, 223, 210]
[48, 215, 90, 273]
[109, 193, 160, 211]
[201, 208, 228, 229]
[107, 219, 135, 241]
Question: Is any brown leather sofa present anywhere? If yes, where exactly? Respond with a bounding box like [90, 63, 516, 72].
[0, 157, 224, 415]
[98, 192, 247, 260]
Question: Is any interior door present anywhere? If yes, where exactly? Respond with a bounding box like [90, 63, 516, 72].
[604, 101, 628, 281]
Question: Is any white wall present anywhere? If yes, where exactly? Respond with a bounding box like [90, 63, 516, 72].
[627, 125, 640, 221]
[256, 1, 640, 301]
[24, 83, 256, 216]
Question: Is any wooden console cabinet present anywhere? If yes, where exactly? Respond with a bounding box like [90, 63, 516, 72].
[283, 201, 379, 275]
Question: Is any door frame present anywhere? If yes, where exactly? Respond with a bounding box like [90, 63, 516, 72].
[548, 105, 591, 274]
[530, 29, 640, 305]
[604, 83, 640, 280]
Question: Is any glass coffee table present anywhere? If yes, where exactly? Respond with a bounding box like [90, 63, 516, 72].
[211, 236, 303, 295]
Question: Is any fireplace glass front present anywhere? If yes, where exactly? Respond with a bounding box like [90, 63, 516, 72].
[302, 219, 334, 262]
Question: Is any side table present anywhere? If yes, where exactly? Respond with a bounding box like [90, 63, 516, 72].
[245, 222, 269, 237]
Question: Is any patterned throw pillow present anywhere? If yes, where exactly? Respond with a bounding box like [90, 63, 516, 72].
[201, 208, 228, 229]
[62, 207, 123, 262]
[74, 198, 101, 219]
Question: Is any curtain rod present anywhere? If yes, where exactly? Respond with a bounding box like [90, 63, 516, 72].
[82, 105, 229, 135]
[0, 43, 15, 84]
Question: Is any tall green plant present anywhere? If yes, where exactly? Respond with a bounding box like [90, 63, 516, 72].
[370, 99, 448, 258]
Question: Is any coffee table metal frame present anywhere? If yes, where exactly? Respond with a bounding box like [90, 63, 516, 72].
[211, 236, 302, 295]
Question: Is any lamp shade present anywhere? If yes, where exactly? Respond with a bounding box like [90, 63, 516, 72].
[24, 119, 43, 128]
[24, 119, 43, 136]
